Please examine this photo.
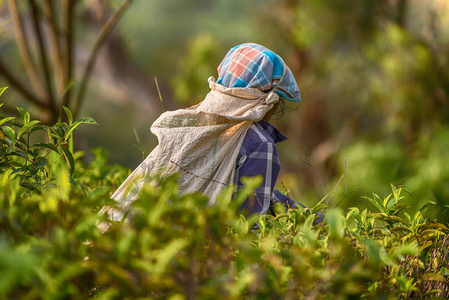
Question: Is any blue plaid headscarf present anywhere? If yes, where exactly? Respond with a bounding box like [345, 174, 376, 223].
[217, 43, 301, 102]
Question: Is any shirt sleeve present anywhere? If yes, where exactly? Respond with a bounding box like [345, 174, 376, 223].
[237, 140, 281, 215]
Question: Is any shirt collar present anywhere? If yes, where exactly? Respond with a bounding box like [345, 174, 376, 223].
[257, 119, 288, 143]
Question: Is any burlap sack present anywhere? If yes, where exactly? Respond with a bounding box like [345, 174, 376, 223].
[104, 77, 280, 221]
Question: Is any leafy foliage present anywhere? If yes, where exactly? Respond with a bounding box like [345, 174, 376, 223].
[1, 104, 448, 299]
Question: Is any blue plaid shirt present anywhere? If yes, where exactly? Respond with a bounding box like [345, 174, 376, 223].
[234, 119, 303, 215]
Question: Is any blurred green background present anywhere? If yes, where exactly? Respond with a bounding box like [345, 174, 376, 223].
[1, 0, 448, 221]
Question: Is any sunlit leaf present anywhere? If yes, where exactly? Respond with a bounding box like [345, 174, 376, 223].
[327, 208, 344, 239]
[364, 239, 380, 267]
[16, 107, 30, 124]
[418, 201, 438, 213]
[2, 126, 15, 143]
[362, 194, 384, 213]
[419, 223, 449, 231]
[63, 106, 73, 124]
[58, 146, 75, 176]
[75, 117, 98, 125]
[154, 239, 187, 276]
[420, 273, 446, 282]
[9, 151, 29, 161]
[0, 86, 8, 97]
[35, 142, 58, 152]
[17, 120, 41, 141]
[0, 116, 15, 127]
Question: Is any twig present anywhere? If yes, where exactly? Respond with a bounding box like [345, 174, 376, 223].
[92, 0, 107, 24]
[8, 0, 47, 99]
[29, 0, 57, 115]
[280, 181, 290, 197]
[74, 0, 132, 117]
[61, 0, 77, 109]
[0, 59, 49, 108]
[43, 0, 64, 96]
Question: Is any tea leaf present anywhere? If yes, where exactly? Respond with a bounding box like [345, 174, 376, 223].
[327, 209, 344, 239]
[9, 151, 29, 161]
[0, 116, 15, 127]
[16, 107, 30, 124]
[0, 86, 8, 97]
[35, 142, 59, 152]
[75, 117, 98, 125]
[418, 201, 438, 213]
[17, 120, 41, 141]
[420, 273, 446, 282]
[363, 194, 384, 213]
[63, 106, 73, 124]
[2, 126, 16, 143]
[58, 146, 75, 176]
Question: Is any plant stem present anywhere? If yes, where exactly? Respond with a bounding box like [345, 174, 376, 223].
[74, 0, 132, 118]
[8, 0, 47, 100]
[29, 0, 58, 119]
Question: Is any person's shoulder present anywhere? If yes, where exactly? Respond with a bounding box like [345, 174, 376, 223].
[245, 122, 275, 145]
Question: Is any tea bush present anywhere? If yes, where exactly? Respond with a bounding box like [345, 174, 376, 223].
[0, 96, 448, 299]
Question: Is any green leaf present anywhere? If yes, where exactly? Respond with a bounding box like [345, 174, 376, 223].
[0, 138, 11, 146]
[362, 194, 384, 213]
[0, 116, 15, 127]
[390, 243, 418, 260]
[390, 226, 412, 233]
[9, 151, 29, 161]
[386, 215, 409, 226]
[35, 142, 59, 152]
[63, 106, 73, 124]
[75, 117, 98, 125]
[30, 125, 49, 134]
[383, 193, 392, 208]
[313, 193, 330, 210]
[49, 133, 62, 141]
[87, 186, 110, 201]
[419, 223, 449, 231]
[64, 122, 82, 141]
[391, 203, 412, 215]
[17, 120, 41, 140]
[20, 182, 41, 193]
[0, 86, 8, 97]
[419, 229, 445, 239]
[16, 107, 30, 124]
[418, 201, 437, 213]
[420, 273, 447, 282]
[379, 246, 395, 267]
[154, 239, 187, 276]
[59, 146, 75, 176]
[363, 239, 380, 267]
[32, 157, 48, 168]
[419, 241, 434, 251]
[64, 118, 97, 142]
[51, 125, 65, 138]
[327, 208, 344, 239]
[2, 126, 16, 143]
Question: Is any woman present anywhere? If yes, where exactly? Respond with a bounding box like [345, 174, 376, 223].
[216, 43, 303, 215]
[107, 43, 305, 221]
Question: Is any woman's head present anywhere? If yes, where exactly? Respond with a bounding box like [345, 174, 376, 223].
[216, 43, 301, 103]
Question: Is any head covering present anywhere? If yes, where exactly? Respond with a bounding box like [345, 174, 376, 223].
[217, 43, 301, 102]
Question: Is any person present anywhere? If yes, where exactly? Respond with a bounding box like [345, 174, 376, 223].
[106, 42, 310, 222]
[216, 43, 303, 215]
